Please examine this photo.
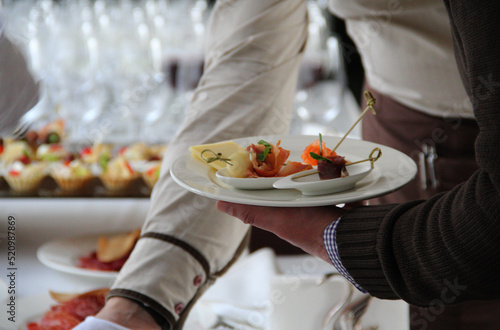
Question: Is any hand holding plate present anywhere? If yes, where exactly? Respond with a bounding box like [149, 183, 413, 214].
[216, 201, 345, 263]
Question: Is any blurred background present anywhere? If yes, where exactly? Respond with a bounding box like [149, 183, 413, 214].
[0, 0, 364, 145]
[0, 4, 411, 328]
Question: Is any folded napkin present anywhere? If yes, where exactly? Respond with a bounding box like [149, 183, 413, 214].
[186, 249, 366, 330]
[186, 248, 279, 329]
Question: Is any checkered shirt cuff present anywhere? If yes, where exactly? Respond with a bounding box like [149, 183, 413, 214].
[324, 218, 367, 294]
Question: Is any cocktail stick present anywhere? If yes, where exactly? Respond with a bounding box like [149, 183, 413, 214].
[331, 90, 377, 153]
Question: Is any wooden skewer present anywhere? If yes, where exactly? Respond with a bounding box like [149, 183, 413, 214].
[345, 147, 382, 169]
[331, 91, 377, 154]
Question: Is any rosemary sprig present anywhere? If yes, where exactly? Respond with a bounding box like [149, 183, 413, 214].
[319, 133, 324, 156]
[309, 152, 332, 163]
[307, 133, 332, 162]
[257, 140, 272, 162]
[200, 149, 233, 166]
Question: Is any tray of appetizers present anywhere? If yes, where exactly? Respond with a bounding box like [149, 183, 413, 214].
[0, 120, 166, 197]
[170, 134, 417, 207]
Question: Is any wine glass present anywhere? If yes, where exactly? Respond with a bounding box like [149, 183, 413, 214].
[290, 30, 346, 136]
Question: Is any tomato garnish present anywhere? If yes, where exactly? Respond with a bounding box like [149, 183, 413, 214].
[18, 155, 31, 165]
[301, 140, 335, 166]
[124, 160, 134, 174]
[9, 170, 20, 177]
[146, 166, 160, 177]
[81, 147, 92, 156]
[63, 154, 76, 166]
[49, 144, 63, 151]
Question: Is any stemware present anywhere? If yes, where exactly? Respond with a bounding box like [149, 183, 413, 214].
[290, 2, 346, 136]
[2, 0, 346, 146]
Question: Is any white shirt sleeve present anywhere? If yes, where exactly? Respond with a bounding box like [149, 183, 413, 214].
[72, 317, 131, 330]
[110, 0, 308, 325]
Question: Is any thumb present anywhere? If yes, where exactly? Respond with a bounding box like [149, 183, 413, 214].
[216, 200, 234, 216]
[216, 201, 303, 241]
[216, 201, 269, 226]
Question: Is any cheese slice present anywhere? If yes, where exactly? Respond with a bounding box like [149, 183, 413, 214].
[226, 150, 252, 177]
[189, 141, 246, 170]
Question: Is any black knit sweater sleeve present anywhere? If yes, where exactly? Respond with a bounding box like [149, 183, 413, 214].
[336, 1, 500, 307]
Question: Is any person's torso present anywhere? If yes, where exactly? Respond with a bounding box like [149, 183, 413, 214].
[328, 0, 473, 118]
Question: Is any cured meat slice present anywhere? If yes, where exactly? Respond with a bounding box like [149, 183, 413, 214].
[77, 251, 130, 271]
[26, 289, 108, 330]
[247, 143, 290, 177]
[27, 311, 80, 330]
[277, 161, 313, 177]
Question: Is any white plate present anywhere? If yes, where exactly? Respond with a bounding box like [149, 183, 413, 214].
[170, 135, 417, 207]
[273, 161, 372, 196]
[216, 167, 282, 190]
[37, 235, 119, 280]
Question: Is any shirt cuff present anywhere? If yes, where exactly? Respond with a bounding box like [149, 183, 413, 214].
[323, 218, 368, 294]
[72, 317, 131, 330]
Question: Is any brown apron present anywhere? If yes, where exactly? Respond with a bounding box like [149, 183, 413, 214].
[362, 88, 479, 203]
[362, 87, 500, 330]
